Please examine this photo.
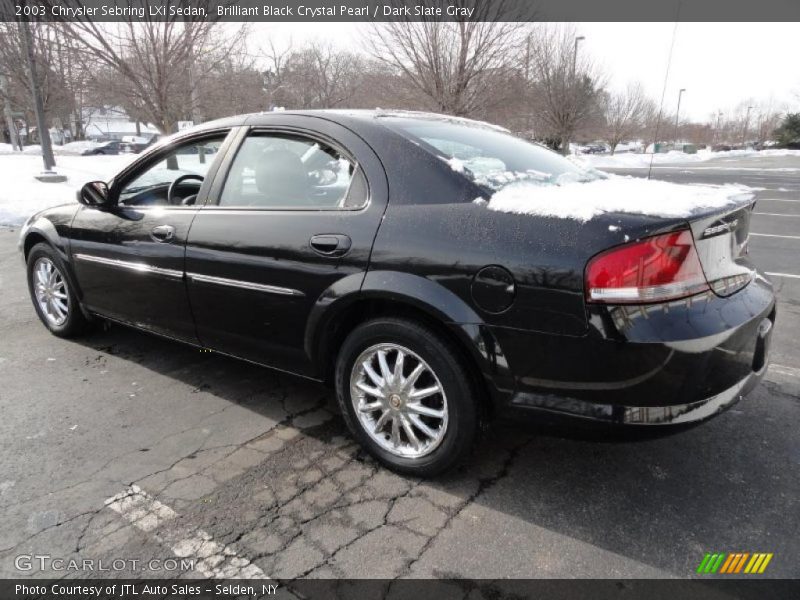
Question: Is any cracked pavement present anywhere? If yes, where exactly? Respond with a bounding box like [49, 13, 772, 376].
[1, 162, 799, 582]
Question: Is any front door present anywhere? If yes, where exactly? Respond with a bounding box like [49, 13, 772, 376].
[185, 121, 387, 376]
[70, 131, 231, 341]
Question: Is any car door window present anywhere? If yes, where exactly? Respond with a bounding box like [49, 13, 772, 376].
[218, 133, 368, 209]
[119, 136, 226, 206]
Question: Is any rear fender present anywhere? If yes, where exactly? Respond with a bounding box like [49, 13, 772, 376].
[305, 270, 514, 399]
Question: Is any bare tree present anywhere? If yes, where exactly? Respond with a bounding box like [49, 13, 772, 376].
[0, 22, 75, 141]
[197, 58, 267, 119]
[602, 82, 655, 154]
[282, 42, 363, 109]
[56, 3, 247, 133]
[261, 39, 293, 110]
[526, 25, 605, 154]
[367, 1, 525, 116]
[752, 101, 784, 145]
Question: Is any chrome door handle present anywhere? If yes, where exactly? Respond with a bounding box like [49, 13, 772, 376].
[151, 225, 175, 243]
[310, 234, 351, 257]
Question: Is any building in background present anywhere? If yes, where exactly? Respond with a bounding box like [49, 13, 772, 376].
[82, 107, 159, 142]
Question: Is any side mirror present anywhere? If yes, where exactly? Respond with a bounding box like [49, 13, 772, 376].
[78, 181, 112, 207]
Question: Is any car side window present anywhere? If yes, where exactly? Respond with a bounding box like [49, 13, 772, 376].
[218, 133, 368, 209]
[119, 136, 226, 207]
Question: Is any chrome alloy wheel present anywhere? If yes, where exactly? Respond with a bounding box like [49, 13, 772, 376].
[350, 343, 449, 459]
[33, 257, 70, 326]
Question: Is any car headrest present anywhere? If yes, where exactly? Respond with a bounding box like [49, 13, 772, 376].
[255, 150, 310, 202]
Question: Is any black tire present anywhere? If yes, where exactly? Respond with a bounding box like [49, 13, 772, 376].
[26, 243, 89, 338]
[335, 317, 479, 476]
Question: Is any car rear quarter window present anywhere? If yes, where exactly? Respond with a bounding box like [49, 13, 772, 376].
[382, 117, 601, 191]
[217, 133, 368, 210]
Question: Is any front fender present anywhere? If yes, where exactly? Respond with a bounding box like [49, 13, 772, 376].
[19, 204, 79, 259]
[20, 205, 85, 303]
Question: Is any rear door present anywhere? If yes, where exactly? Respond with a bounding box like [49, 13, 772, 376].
[185, 117, 387, 376]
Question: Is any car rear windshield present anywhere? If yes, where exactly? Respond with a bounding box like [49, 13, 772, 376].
[381, 116, 603, 192]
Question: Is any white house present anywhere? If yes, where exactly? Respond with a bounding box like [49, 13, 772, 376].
[82, 107, 159, 141]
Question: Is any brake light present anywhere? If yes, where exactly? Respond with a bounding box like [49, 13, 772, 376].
[585, 230, 709, 303]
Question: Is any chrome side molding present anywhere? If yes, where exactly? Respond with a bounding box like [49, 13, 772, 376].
[73, 253, 183, 280]
[187, 272, 304, 297]
[72, 253, 305, 297]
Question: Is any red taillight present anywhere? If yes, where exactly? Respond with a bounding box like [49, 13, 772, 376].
[585, 229, 709, 304]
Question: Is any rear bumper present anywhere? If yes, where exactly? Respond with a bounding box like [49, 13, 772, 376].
[507, 356, 766, 425]
[477, 274, 776, 425]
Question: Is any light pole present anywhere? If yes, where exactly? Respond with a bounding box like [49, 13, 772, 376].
[742, 105, 753, 147]
[19, 18, 64, 180]
[673, 88, 686, 149]
[572, 36, 585, 79]
[564, 35, 585, 156]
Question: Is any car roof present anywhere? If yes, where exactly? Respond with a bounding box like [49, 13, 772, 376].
[195, 109, 510, 136]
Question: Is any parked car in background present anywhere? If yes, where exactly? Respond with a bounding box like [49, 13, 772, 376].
[580, 143, 607, 154]
[120, 135, 157, 154]
[81, 139, 121, 155]
[19, 110, 776, 476]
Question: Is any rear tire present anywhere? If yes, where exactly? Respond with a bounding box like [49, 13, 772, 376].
[26, 243, 89, 338]
[335, 317, 479, 476]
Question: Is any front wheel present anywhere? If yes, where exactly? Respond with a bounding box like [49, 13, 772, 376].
[26, 243, 89, 337]
[335, 318, 479, 476]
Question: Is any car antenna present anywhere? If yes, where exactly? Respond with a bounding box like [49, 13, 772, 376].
[648, 3, 682, 181]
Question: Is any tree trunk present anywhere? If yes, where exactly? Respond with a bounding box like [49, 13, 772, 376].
[20, 19, 55, 170]
[560, 136, 570, 156]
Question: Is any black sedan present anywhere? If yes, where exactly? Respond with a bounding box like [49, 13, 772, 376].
[19, 110, 776, 476]
[81, 139, 122, 155]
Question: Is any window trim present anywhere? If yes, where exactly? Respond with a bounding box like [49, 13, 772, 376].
[206, 126, 371, 213]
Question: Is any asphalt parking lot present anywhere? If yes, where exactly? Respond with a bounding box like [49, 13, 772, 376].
[0, 153, 798, 582]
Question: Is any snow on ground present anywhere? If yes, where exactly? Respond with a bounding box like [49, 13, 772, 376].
[0, 154, 135, 226]
[484, 175, 753, 222]
[0, 142, 107, 156]
[577, 148, 800, 169]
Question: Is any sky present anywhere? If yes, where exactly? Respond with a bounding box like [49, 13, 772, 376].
[249, 21, 800, 122]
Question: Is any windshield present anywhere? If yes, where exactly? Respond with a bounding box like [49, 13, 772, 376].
[381, 117, 604, 192]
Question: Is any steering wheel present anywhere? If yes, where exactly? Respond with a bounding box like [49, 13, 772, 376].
[167, 174, 204, 206]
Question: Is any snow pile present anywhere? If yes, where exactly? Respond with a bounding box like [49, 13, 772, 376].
[0, 154, 135, 226]
[484, 175, 753, 222]
[580, 147, 800, 169]
[58, 141, 101, 155]
[0, 142, 103, 156]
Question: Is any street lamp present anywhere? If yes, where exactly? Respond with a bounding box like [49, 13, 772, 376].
[742, 105, 754, 147]
[673, 88, 686, 149]
[572, 36, 585, 78]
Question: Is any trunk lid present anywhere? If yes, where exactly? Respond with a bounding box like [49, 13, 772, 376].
[687, 198, 756, 297]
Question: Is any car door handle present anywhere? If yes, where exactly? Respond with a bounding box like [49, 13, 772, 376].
[151, 225, 175, 243]
[310, 234, 351, 257]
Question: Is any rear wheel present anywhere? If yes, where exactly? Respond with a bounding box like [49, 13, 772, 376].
[26, 243, 89, 337]
[335, 318, 479, 476]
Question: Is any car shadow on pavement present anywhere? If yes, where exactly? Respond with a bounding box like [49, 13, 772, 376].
[67, 323, 798, 579]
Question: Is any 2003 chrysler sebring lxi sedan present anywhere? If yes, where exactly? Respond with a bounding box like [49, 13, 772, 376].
[20, 110, 776, 475]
